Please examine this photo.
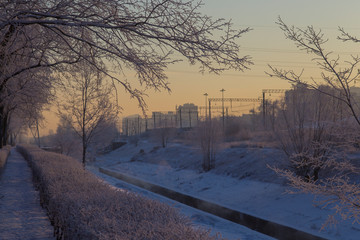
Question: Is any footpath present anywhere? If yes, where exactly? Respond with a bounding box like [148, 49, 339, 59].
[0, 148, 54, 240]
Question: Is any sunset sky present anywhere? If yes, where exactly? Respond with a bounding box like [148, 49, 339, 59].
[43, 0, 360, 134]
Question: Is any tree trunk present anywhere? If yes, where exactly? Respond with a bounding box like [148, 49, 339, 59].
[3, 115, 8, 146]
[313, 167, 320, 181]
[36, 119, 40, 147]
[82, 144, 86, 168]
[82, 132, 86, 168]
[0, 106, 7, 148]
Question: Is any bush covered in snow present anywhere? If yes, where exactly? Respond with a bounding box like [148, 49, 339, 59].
[17, 144, 220, 240]
[0, 145, 11, 168]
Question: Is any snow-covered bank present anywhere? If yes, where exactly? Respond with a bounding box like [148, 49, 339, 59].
[93, 140, 360, 240]
[89, 165, 274, 240]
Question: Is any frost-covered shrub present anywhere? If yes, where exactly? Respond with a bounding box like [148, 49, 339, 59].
[197, 120, 223, 171]
[274, 85, 341, 181]
[0, 145, 11, 168]
[151, 127, 177, 148]
[17, 144, 219, 240]
[224, 117, 251, 141]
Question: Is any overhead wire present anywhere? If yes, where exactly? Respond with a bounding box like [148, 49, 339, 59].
[235, 24, 360, 31]
[167, 32, 360, 80]
[242, 47, 360, 55]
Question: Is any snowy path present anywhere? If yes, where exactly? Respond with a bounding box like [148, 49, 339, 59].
[0, 148, 54, 240]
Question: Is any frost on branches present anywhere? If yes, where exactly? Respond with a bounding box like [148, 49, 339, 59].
[0, 0, 252, 146]
[268, 17, 360, 227]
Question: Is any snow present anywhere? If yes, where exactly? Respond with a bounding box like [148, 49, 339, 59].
[89, 166, 273, 240]
[89, 138, 360, 240]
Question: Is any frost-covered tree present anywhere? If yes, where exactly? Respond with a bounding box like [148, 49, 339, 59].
[268, 17, 360, 226]
[52, 117, 80, 157]
[58, 59, 119, 167]
[0, 0, 252, 146]
[0, 67, 53, 147]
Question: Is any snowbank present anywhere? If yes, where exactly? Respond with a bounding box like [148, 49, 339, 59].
[0, 145, 11, 168]
[94, 139, 360, 240]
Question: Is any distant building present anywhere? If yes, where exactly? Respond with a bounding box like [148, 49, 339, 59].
[283, 84, 358, 122]
[176, 103, 198, 128]
[121, 103, 199, 136]
[151, 111, 176, 129]
[122, 114, 142, 136]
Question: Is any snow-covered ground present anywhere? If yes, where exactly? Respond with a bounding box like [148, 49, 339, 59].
[88, 166, 274, 240]
[90, 138, 360, 240]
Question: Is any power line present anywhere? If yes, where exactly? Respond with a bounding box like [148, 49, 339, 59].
[242, 47, 360, 55]
[236, 24, 360, 31]
[166, 70, 333, 80]
[242, 47, 304, 54]
[255, 64, 319, 69]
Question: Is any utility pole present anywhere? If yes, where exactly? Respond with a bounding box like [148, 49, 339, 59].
[262, 91, 266, 129]
[208, 97, 261, 127]
[262, 89, 287, 129]
[188, 109, 191, 128]
[179, 107, 182, 129]
[204, 93, 208, 120]
[220, 88, 225, 130]
[153, 112, 156, 129]
[145, 117, 148, 131]
[137, 115, 140, 134]
[208, 100, 211, 122]
[175, 106, 178, 127]
[126, 118, 129, 136]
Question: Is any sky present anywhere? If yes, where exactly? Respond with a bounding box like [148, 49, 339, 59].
[42, 0, 360, 134]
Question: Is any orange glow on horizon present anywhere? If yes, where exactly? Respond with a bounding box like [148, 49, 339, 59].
[40, 0, 360, 135]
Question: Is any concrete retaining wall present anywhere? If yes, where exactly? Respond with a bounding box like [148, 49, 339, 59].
[99, 167, 327, 240]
